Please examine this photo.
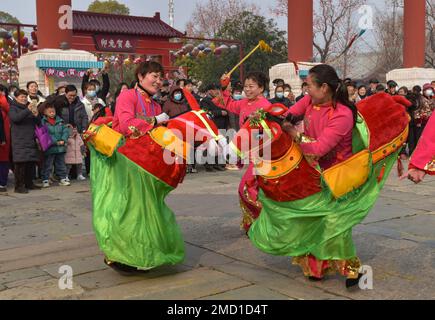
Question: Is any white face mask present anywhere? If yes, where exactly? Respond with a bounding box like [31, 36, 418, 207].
[284, 91, 290, 98]
[425, 89, 434, 97]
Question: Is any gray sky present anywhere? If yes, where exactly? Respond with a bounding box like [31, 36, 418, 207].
[1, 0, 384, 53]
[1, 0, 288, 32]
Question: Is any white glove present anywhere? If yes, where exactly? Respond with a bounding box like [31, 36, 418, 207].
[218, 137, 228, 150]
[207, 139, 219, 158]
[155, 112, 170, 124]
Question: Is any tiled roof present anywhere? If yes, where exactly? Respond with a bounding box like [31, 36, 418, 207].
[73, 11, 184, 38]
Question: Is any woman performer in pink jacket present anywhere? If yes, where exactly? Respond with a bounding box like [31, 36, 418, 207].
[213, 72, 271, 232]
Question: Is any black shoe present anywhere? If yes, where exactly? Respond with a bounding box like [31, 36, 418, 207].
[205, 166, 214, 172]
[27, 184, 42, 190]
[15, 187, 29, 194]
[213, 166, 225, 171]
[308, 276, 323, 282]
[345, 273, 363, 289]
[0, 187, 6, 193]
[104, 258, 149, 276]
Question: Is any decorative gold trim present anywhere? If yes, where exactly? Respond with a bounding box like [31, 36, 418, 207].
[292, 255, 362, 279]
[254, 143, 303, 179]
[424, 159, 435, 172]
[372, 126, 409, 164]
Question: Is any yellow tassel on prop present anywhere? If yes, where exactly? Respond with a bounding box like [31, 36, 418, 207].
[227, 40, 272, 77]
[259, 40, 273, 53]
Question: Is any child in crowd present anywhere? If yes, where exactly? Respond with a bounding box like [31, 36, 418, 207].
[90, 103, 112, 124]
[40, 103, 71, 188]
[65, 126, 86, 181]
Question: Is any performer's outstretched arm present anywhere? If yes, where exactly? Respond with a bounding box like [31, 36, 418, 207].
[401, 113, 435, 183]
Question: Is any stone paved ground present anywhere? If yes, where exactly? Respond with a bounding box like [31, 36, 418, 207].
[0, 162, 434, 300]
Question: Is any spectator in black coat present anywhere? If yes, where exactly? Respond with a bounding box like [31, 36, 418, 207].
[8, 90, 41, 193]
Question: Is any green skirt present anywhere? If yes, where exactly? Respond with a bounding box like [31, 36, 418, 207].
[90, 148, 185, 269]
[248, 151, 398, 261]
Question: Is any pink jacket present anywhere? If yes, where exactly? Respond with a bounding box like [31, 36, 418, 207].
[65, 133, 84, 165]
[112, 89, 162, 136]
[410, 113, 435, 174]
[284, 95, 354, 169]
[213, 90, 271, 127]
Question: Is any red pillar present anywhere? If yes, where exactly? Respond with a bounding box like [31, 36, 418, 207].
[36, 0, 73, 49]
[288, 0, 313, 62]
[403, 0, 426, 68]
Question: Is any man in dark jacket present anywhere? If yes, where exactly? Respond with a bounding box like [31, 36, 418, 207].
[200, 83, 228, 172]
[367, 79, 379, 96]
[386, 80, 398, 96]
[52, 85, 89, 133]
[82, 68, 110, 104]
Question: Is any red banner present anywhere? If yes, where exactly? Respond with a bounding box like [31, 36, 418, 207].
[94, 35, 137, 53]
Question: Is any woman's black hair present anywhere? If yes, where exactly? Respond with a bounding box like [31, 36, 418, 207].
[309, 64, 357, 125]
[244, 71, 269, 93]
[232, 83, 243, 94]
[412, 85, 421, 95]
[26, 81, 38, 90]
[399, 86, 409, 94]
[0, 84, 8, 96]
[15, 89, 28, 97]
[90, 103, 106, 123]
[376, 84, 386, 92]
[135, 61, 164, 82]
[65, 85, 78, 94]
[274, 84, 285, 94]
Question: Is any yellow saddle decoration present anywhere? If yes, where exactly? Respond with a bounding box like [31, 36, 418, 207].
[322, 149, 371, 199]
[149, 126, 189, 160]
[87, 124, 123, 158]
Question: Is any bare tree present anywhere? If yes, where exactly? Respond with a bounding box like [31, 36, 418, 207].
[373, 0, 403, 73]
[186, 0, 259, 37]
[272, 0, 365, 64]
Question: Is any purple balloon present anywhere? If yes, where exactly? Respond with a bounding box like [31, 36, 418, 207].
[20, 37, 28, 46]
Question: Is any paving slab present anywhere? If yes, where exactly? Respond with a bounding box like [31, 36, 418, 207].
[82, 268, 251, 300]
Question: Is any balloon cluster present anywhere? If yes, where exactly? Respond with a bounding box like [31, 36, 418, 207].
[96, 53, 148, 70]
[172, 42, 238, 61]
[0, 27, 38, 59]
[0, 27, 37, 83]
[0, 27, 39, 82]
